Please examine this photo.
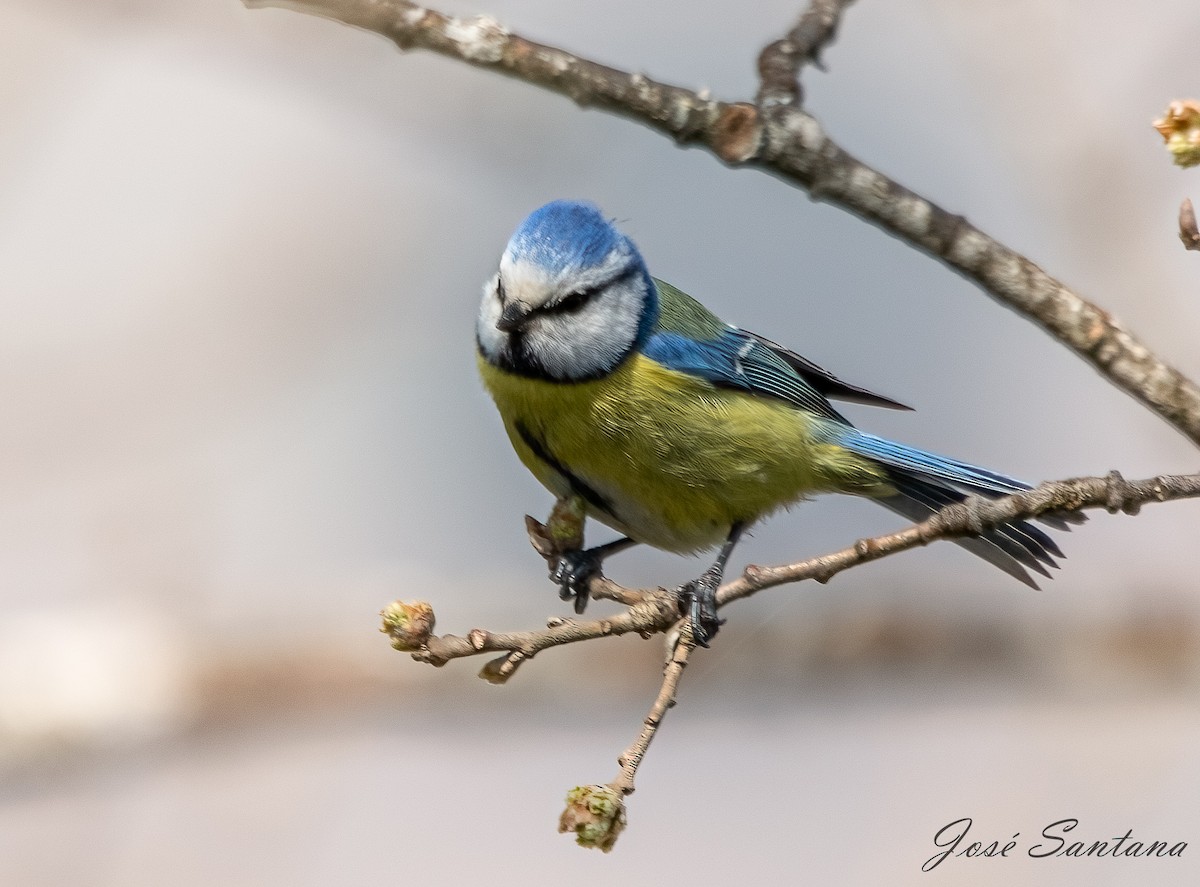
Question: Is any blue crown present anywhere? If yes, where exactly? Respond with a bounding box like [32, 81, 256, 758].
[507, 200, 627, 270]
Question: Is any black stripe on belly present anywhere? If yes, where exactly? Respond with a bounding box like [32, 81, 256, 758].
[515, 421, 615, 518]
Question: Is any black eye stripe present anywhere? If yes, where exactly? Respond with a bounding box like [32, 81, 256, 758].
[552, 287, 596, 313]
[495, 276, 507, 304]
[524, 265, 641, 319]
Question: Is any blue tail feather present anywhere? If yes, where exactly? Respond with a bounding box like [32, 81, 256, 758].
[824, 427, 1085, 587]
[883, 473, 1053, 587]
[833, 428, 1029, 496]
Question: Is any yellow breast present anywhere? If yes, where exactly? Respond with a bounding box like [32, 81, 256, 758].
[477, 351, 889, 552]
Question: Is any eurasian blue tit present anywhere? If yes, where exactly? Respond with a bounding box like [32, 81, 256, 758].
[476, 200, 1081, 645]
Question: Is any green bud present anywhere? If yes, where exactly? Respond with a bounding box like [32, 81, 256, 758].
[558, 784, 627, 852]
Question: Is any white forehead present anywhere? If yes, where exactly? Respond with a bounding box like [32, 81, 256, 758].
[499, 241, 633, 307]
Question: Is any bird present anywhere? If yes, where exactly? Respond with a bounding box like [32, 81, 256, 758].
[475, 199, 1082, 646]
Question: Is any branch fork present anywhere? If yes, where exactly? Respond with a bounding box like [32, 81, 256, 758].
[381, 471, 1200, 849]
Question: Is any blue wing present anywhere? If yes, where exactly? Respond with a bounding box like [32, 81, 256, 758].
[743, 332, 911, 411]
[642, 328, 852, 423]
[641, 327, 1084, 587]
[649, 278, 910, 412]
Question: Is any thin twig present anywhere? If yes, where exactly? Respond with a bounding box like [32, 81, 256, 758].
[416, 586, 681, 683]
[757, 0, 856, 107]
[718, 470, 1200, 604]
[609, 636, 694, 796]
[387, 471, 1200, 671]
[247, 0, 1200, 446]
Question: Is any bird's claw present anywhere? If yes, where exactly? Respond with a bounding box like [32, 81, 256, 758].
[677, 575, 725, 648]
[550, 549, 602, 614]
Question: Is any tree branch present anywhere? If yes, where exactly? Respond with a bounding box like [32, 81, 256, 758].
[383, 470, 1200, 671]
[247, 0, 1200, 446]
[402, 585, 680, 684]
[757, 0, 856, 107]
[383, 468, 1200, 850]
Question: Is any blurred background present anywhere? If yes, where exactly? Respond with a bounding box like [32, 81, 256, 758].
[2, 0, 1200, 883]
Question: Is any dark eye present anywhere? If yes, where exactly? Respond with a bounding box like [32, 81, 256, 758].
[555, 289, 592, 313]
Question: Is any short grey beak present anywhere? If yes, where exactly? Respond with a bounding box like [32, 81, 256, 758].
[496, 302, 531, 333]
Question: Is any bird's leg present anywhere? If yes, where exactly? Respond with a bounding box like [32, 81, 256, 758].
[551, 537, 637, 614]
[678, 523, 745, 648]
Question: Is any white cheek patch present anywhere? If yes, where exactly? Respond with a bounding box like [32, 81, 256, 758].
[521, 277, 645, 379]
[475, 275, 508, 363]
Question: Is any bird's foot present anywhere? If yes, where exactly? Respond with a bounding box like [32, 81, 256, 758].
[550, 549, 603, 614]
[677, 571, 725, 648]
